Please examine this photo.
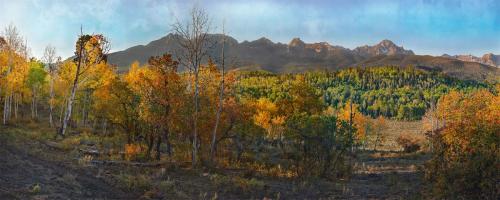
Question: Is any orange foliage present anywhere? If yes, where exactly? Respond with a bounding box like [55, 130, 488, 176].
[124, 144, 142, 161]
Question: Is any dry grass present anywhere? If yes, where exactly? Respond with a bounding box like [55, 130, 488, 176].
[366, 119, 428, 152]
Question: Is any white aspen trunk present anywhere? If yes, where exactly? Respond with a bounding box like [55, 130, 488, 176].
[3, 50, 12, 124]
[60, 35, 84, 136]
[8, 95, 11, 121]
[60, 75, 79, 136]
[14, 94, 18, 119]
[192, 71, 199, 167]
[35, 92, 38, 119]
[49, 77, 54, 127]
[210, 28, 225, 162]
[31, 88, 35, 119]
[3, 95, 7, 124]
[102, 119, 107, 135]
[59, 96, 66, 126]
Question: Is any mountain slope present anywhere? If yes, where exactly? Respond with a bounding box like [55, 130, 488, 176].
[356, 55, 500, 81]
[442, 53, 500, 68]
[107, 34, 499, 82]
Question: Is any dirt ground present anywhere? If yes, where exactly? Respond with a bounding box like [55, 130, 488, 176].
[0, 126, 427, 199]
[0, 131, 137, 199]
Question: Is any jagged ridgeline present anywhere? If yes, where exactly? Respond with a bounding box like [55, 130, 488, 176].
[108, 34, 500, 83]
[237, 66, 490, 120]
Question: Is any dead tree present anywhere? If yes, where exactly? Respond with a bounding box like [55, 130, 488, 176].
[172, 6, 212, 167]
[59, 28, 109, 137]
[43, 45, 58, 127]
[210, 21, 226, 163]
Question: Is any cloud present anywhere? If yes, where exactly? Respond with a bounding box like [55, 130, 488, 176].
[0, 0, 498, 58]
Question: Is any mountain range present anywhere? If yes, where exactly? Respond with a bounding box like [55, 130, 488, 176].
[107, 34, 500, 82]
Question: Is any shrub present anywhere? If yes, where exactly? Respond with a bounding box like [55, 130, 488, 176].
[285, 114, 354, 178]
[423, 90, 500, 199]
[396, 134, 420, 153]
[117, 174, 152, 192]
[30, 183, 41, 194]
[124, 143, 141, 161]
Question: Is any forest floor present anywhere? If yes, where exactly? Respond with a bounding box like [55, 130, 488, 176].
[0, 123, 428, 199]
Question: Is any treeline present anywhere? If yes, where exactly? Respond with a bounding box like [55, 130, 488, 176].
[239, 67, 488, 120]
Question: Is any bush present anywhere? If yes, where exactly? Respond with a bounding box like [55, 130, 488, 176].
[285, 114, 354, 179]
[30, 183, 41, 194]
[124, 143, 141, 161]
[396, 134, 420, 153]
[423, 90, 500, 199]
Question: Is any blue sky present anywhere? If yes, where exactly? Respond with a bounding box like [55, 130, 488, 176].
[1, 0, 499, 58]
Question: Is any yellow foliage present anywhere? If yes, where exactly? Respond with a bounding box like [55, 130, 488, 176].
[339, 101, 371, 141]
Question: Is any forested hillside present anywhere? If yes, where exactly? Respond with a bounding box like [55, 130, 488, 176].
[239, 66, 488, 120]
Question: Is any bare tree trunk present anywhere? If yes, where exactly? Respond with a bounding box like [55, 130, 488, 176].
[43, 46, 57, 127]
[60, 32, 84, 137]
[49, 78, 54, 126]
[172, 6, 211, 167]
[59, 96, 66, 126]
[163, 127, 172, 156]
[192, 71, 199, 167]
[374, 134, 380, 151]
[3, 95, 8, 125]
[81, 96, 86, 127]
[102, 118, 107, 135]
[146, 130, 154, 160]
[31, 87, 35, 119]
[35, 94, 38, 119]
[210, 24, 226, 163]
[9, 95, 12, 120]
[155, 130, 162, 161]
[14, 94, 18, 119]
[60, 71, 79, 136]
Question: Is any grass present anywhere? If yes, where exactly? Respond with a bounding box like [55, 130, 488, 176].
[116, 173, 153, 192]
[364, 119, 428, 151]
[209, 173, 265, 193]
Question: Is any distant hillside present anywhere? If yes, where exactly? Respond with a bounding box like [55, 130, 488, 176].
[442, 53, 500, 68]
[356, 55, 500, 81]
[107, 34, 500, 82]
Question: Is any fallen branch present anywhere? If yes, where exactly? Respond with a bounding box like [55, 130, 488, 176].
[43, 141, 65, 150]
[88, 159, 190, 168]
[79, 148, 100, 156]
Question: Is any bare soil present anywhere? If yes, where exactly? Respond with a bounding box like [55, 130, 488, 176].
[0, 130, 137, 199]
[0, 126, 427, 199]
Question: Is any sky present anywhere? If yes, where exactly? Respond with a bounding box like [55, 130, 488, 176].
[0, 0, 499, 58]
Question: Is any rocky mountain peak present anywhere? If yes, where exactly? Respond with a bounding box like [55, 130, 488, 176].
[443, 53, 499, 68]
[353, 39, 414, 57]
[481, 53, 500, 67]
[377, 39, 397, 48]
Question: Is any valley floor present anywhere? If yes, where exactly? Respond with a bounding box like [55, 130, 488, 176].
[0, 125, 427, 199]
